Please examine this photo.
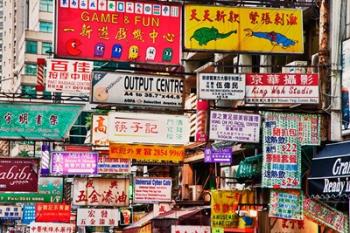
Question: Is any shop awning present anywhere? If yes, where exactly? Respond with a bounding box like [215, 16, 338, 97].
[308, 141, 350, 198]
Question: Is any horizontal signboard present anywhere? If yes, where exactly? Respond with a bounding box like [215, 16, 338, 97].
[29, 222, 75, 233]
[77, 208, 119, 226]
[98, 157, 131, 174]
[134, 177, 172, 203]
[35, 203, 71, 223]
[171, 225, 211, 233]
[92, 71, 184, 107]
[204, 147, 232, 163]
[0, 205, 21, 220]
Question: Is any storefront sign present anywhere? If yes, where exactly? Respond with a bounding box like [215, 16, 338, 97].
[91, 114, 109, 147]
[108, 112, 190, 145]
[120, 207, 133, 226]
[35, 203, 71, 223]
[29, 222, 75, 233]
[209, 111, 261, 143]
[0, 158, 39, 192]
[134, 177, 172, 203]
[270, 217, 318, 233]
[109, 143, 185, 162]
[0, 205, 21, 220]
[22, 204, 35, 224]
[72, 178, 129, 206]
[45, 59, 93, 94]
[77, 208, 119, 226]
[171, 225, 211, 233]
[50, 151, 98, 175]
[269, 190, 303, 220]
[198, 73, 245, 100]
[304, 198, 348, 233]
[98, 157, 131, 174]
[184, 5, 303, 54]
[204, 146, 232, 163]
[246, 73, 319, 104]
[56, 0, 182, 65]
[92, 71, 184, 107]
[0, 103, 82, 140]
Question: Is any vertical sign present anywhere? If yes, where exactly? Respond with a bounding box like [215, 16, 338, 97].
[342, 39, 350, 133]
[91, 114, 109, 147]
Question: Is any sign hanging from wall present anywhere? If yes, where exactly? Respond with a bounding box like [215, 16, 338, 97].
[91, 114, 109, 147]
[35, 203, 71, 223]
[55, 0, 182, 65]
[204, 146, 232, 163]
[98, 157, 131, 174]
[120, 207, 133, 226]
[29, 222, 75, 233]
[269, 190, 303, 220]
[92, 71, 184, 107]
[22, 204, 35, 225]
[171, 225, 211, 233]
[77, 208, 119, 226]
[133, 177, 172, 203]
[270, 217, 318, 233]
[0, 205, 22, 220]
[184, 5, 303, 54]
[341, 39, 350, 133]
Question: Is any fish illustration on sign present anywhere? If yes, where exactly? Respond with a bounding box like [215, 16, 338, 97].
[190, 27, 237, 46]
[244, 28, 297, 48]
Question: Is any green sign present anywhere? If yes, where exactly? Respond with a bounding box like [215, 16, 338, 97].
[0, 177, 63, 203]
[0, 103, 82, 140]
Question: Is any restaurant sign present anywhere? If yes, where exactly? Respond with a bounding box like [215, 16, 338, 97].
[77, 208, 119, 226]
[134, 177, 172, 203]
[269, 190, 303, 220]
[35, 203, 71, 223]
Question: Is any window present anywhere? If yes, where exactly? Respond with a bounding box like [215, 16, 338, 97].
[40, 0, 53, 12]
[25, 40, 37, 54]
[42, 42, 52, 54]
[24, 64, 37, 76]
[39, 21, 53, 33]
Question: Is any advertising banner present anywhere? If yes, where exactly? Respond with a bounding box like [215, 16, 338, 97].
[0, 205, 21, 220]
[134, 177, 172, 203]
[0, 103, 82, 140]
[198, 73, 245, 100]
[50, 151, 98, 175]
[56, 0, 182, 65]
[29, 222, 75, 233]
[45, 59, 93, 94]
[269, 190, 303, 220]
[204, 146, 232, 163]
[270, 218, 318, 233]
[92, 71, 184, 107]
[108, 112, 190, 145]
[91, 114, 109, 147]
[22, 204, 35, 224]
[245, 73, 319, 104]
[0, 158, 39, 192]
[109, 143, 184, 162]
[98, 157, 131, 174]
[72, 178, 129, 206]
[77, 208, 119, 226]
[209, 111, 261, 143]
[120, 207, 133, 226]
[342, 39, 350, 133]
[35, 203, 71, 223]
[171, 225, 211, 233]
[184, 5, 303, 54]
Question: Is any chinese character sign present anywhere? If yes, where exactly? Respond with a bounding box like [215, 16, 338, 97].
[22, 204, 35, 224]
[270, 218, 318, 233]
[35, 203, 71, 223]
[0, 205, 22, 220]
[269, 190, 303, 220]
[56, 0, 181, 65]
[204, 147, 232, 163]
[46, 59, 93, 94]
[29, 222, 75, 233]
[91, 114, 109, 147]
[107, 112, 190, 145]
[72, 178, 129, 206]
[133, 177, 172, 203]
[184, 5, 303, 54]
[171, 225, 211, 233]
[77, 208, 119, 226]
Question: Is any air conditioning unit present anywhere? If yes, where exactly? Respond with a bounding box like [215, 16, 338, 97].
[282, 61, 308, 74]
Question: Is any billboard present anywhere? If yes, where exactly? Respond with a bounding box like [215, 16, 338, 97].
[77, 208, 119, 226]
[184, 5, 303, 54]
[55, 0, 182, 65]
[133, 177, 172, 203]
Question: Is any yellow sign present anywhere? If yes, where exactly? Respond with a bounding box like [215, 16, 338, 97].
[109, 143, 185, 162]
[139, 223, 152, 233]
[184, 5, 303, 54]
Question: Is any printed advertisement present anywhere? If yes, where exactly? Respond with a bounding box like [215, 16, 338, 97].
[77, 208, 119, 226]
[29, 222, 75, 233]
[98, 157, 131, 174]
[246, 73, 319, 104]
[35, 203, 71, 223]
[198, 73, 245, 100]
[204, 146, 232, 163]
[56, 0, 182, 65]
[184, 5, 303, 54]
[91, 114, 109, 147]
[0, 205, 21, 220]
[171, 225, 211, 233]
[92, 71, 184, 107]
[269, 190, 303, 220]
[270, 217, 318, 233]
[45, 59, 93, 94]
[107, 112, 190, 145]
[209, 111, 261, 143]
[134, 177, 172, 203]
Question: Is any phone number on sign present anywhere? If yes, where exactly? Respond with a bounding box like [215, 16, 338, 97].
[124, 92, 181, 99]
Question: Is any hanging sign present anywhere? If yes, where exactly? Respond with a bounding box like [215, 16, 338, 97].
[204, 146, 232, 163]
[22, 204, 35, 225]
[98, 157, 131, 174]
[120, 207, 133, 226]
[134, 177, 172, 203]
[77, 208, 119, 226]
[91, 114, 109, 147]
[269, 190, 303, 220]
[35, 203, 71, 223]
[171, 225, 211, 233]
[29, 222, 75, 233]
[0, 205, 22, 220]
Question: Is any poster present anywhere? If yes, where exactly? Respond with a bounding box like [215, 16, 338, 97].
[35, 203, 71, 223]
[91, 114, 109, 147]
[184, 5, 303, 54]
[269, 190, 303, 220]
[204, 146, 232, 163]
[133, 177, 172, 203]
[171, 225, 211, 233]
[56, 0, 182, 65]
[29, 222, 75, 233]
[77, 208, 119, 226]
[98, 157, 131, 174]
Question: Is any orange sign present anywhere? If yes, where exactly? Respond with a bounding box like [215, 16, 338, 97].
[109, 143, 184, 162]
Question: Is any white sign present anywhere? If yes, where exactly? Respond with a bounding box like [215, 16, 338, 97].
[91, 114, 109, 147]
[209, 111, 261, 143]
[153, 203, 172, 215]
[171, 225, 211, 233]
[29, 222, 75, 233]
[77, 208, 119, 226]
[198, 73, 245, 100]
[134, 177, 172, 203]
[92, 71, 184, 107]
[0, 205, 21, 219]
[45, 59, 93, 94]
[107, 112, 190, 145]
[98, 157, 131, 174]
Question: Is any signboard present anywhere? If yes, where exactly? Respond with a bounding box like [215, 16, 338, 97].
[269, 190, 303, 220]
[45, 59, 93, 94]
[50, 151, 98, 175]
[35, 203, 71, 223]
[109, 143, 184, 162]
[198, 73, 245, 100]
[92, 71, 184, 107]
[29, 222, 75, 233]
[108, 112, 190, 145]
[134, 177, 172, 203]
[342, 39, 350, 133]
[56, 0, 182, 65]
[184, 5, 303, 54]
[171, 225, 211, 233]
[209, 111, 261, 143]
[204, 146, 232, 163]
[0, 158, 39, 192]
[0, 205, 21, 220]
[91, 114, 109, 147]
[245, 73, 319, 104]
[98, 157, 131, 174]
[72, 178, 129, 206]
[22, 204, 35, 224]
[77, 208, 119, 226]
[0, 103, 82, 140]
[270, 218, 318, 233]
[120, 207, 133, 226]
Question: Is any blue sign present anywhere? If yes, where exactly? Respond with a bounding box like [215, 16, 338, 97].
[204, 147, 232, 163]
[22, 204, 35, 224]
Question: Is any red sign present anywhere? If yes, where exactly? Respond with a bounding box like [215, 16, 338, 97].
[56, 0, 181, 65]
[0, 158, 39, 192]
[35, 203, 71, 223]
